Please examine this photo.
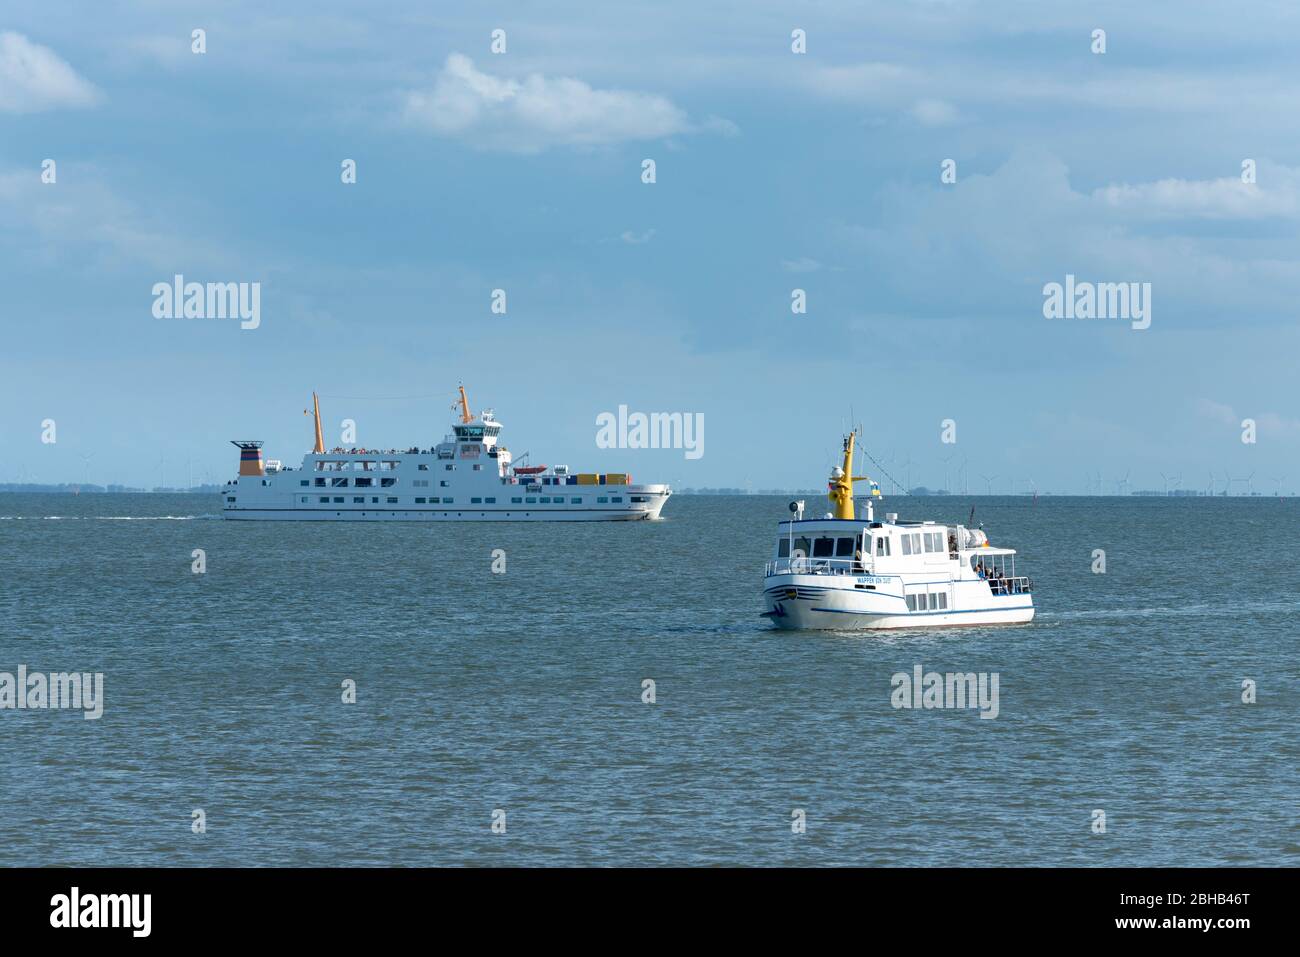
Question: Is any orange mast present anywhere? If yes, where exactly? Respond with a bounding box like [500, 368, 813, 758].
[304, 392, 325, 453]
[458, 385, 473, 424]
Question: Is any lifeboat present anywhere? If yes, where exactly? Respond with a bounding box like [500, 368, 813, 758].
[513, 465, 548, 475]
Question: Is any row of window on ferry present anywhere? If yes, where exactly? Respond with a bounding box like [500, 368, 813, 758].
[261, 494, 638, 506]
[313, 462, 487, 474]
[776, 530, 949, 559]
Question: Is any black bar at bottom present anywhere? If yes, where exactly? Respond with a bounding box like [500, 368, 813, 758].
[0, 867, 1282, 942]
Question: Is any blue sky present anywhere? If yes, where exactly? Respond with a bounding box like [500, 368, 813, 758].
[2, 1, 1298, 493]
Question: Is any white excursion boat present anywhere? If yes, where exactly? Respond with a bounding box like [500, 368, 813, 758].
[761, 432, 1035, 630]
[222, 387, 671, 522]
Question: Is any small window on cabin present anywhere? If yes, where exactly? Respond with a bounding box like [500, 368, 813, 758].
[440, 480, 449, 487]
[938, 593, 948, 609]
[418, 464, 428, 471]
[443, 498, 453, 504]
[300, 497, 307, 503]
[471, 497, 482, 504]
[901, 536, 912, 556]
[485, 497, 496, 504]
[611, 497, 623, 503]
[597, 496, 608, 504]
[473, 464, 482, 471]
[813, 538, 835, 558]
[415, 497, 426, 504]
[445, 464, 454, 470]
[778, 539, 790, 558]
[906, 595, 916, 611]
[371, 497, 379, 504]
[511, 497, 523, 504]
[525, 497, 537, 504]
[835, 537, 855, 557]
[381, 477, 396, 487]
[571, 497, 581, 504]
[353, 497, 365, 504]
[300, 480, 308, 486]
[387, 497, 398, 504]
[333, 497, 344, 503]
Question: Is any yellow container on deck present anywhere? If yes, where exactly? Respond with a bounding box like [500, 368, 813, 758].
[605, 473, 629, 485]
[576, 473, 599, 485]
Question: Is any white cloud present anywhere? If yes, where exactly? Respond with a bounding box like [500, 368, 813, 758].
[832, 151, 1300, 323]
[0, 32, 99, 113]
[911, 98, 958, 126]
[1093, 169, 1300, 220]
[0, 166, 213, 269]
[620, 229, 655, 245]
[401, 53, 694, 151]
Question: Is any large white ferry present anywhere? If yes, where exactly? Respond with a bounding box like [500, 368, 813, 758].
[761, 433, 1035, 630]
[222, 387, 671, 521]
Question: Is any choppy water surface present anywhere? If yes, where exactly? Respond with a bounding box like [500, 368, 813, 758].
[0, 493, 1295, 866]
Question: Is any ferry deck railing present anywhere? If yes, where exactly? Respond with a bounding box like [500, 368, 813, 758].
[764, 557, 870, 577]
[983, 575, 1033, 595]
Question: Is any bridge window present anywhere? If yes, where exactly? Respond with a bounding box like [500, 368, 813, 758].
[835, 537, 855, 557]
[812, 537, 835, 558]
[778, 539, 790, 557]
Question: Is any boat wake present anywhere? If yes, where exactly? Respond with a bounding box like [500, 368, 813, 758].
[0, 515, 218, 521]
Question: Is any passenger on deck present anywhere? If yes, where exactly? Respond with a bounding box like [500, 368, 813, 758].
[853, 548, 866, 573]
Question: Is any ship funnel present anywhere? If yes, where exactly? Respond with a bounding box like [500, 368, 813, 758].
[231, 440, 265, 477]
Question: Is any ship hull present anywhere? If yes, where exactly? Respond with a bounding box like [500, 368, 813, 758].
[222, 504, 664, 522]
[762, 574, 1034, 631]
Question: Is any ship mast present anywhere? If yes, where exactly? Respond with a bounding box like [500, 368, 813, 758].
[304, 392, 324, 453]
[828, 430, 874, 521]
[458, 385, 473, 424]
